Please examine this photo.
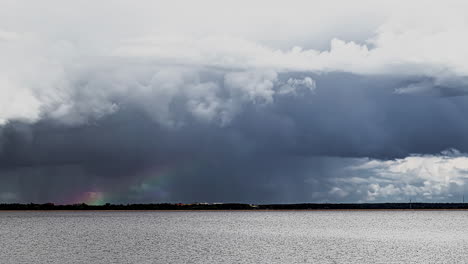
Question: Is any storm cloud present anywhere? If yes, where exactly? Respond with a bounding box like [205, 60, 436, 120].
[1, 0, 468, 203]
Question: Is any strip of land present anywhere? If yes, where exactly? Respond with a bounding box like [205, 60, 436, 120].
[1, 203, 468, 210]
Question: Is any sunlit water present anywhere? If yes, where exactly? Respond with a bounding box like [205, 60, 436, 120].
[1, 211, 468, 263]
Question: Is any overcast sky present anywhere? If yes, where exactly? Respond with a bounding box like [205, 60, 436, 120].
[1, 0, 468, 204]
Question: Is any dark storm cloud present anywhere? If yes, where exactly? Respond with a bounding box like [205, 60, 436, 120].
[1, 73, 468, 203]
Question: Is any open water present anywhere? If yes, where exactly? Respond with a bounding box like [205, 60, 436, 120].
[1, 211, 468, 263]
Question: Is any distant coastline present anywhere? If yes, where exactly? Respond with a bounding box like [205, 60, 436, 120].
[1, 203, 468, 211]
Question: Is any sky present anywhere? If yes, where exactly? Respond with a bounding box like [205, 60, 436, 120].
[1, 0, 468, 204]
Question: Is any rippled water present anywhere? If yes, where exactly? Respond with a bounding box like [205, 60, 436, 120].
[1, 211, 468, 263]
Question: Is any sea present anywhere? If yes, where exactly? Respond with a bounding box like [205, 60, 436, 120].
[1, 211, 467, 263]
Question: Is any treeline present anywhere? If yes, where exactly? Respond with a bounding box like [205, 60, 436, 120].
[1, 203, 468, 210]
[0, 203, 254, 210]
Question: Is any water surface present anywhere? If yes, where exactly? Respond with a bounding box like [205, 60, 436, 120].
[1, 211, 467, 263]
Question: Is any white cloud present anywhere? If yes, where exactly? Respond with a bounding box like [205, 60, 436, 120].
[224, 70, 278, 104]
[1, 1, 468, 126]
[278, 77, 316, 95]
[333, 149, 468, 201]
[0, 30, 18, 42]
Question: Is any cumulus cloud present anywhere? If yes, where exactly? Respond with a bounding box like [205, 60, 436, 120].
[278, 77, 316, 95]
[330, 149, 468, 202]
[0, 1, 467, 126]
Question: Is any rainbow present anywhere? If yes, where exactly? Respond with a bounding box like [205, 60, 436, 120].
[69, 191, 106, 205]
[64, 161, 198, 205]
